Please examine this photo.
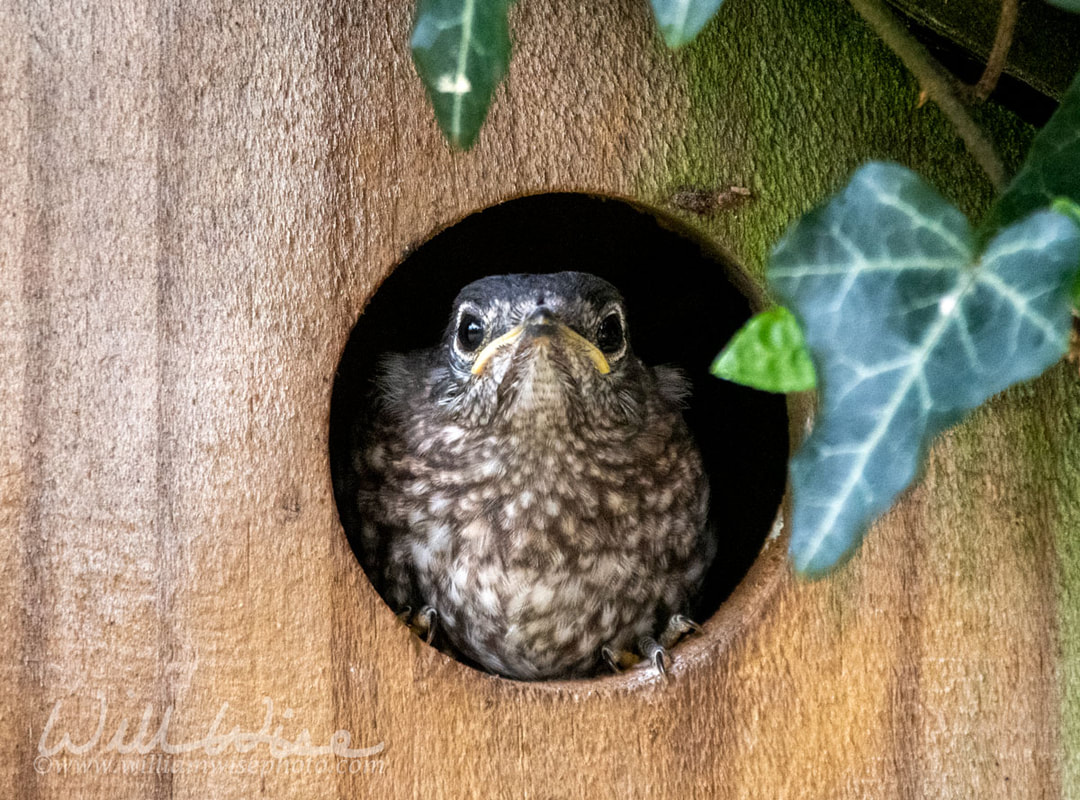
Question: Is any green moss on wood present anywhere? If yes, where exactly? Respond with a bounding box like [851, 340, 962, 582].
[637, 0, 1033, 284]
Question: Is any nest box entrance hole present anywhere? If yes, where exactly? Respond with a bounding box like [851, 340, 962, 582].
[329, 192, 789, 677]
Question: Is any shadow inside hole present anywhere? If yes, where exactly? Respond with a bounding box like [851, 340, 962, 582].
[330, 193, 789, 666]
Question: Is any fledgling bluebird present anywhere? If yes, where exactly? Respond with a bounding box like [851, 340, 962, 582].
[340, 272, 713, 680]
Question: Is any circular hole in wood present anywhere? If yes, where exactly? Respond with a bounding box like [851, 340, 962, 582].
[330, 193, 789, 683]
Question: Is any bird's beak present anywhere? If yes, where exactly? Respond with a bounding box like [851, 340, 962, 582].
[471, 326, 524, 375]
[471, 309, 611, 376]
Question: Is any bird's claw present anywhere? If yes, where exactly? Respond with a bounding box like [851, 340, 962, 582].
[601, 644, 640, 673]
[601, 615, 704, 677]
[397, 605, 438, 644]
[600, 638, 670, 678]
[659, 613, 703, 649]
[415, 605, 438, 644]
[638, 636, 670, 677]
[601, 645, 622, 673]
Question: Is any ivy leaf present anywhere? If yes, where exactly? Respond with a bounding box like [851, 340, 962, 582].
[983, 70, 1080, 234]
[411, 0, 512, 150]
[711, 307, 817, 392]
[769, 162, 1080, 577]
[1054, 197, 1080, 227]
[1052, 198, 1080, 309]
[1047, 0, 1080, 12]
[649, 0, 725, 48]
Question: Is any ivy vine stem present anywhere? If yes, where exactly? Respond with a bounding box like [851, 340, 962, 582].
[846, 0, 1007, 190]
[971, 0, 1018, 102]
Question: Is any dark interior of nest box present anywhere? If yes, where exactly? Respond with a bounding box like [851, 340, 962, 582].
[329, 193, 790, 658]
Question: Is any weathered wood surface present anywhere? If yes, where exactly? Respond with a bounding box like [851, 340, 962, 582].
[3, 0, 1076, 797]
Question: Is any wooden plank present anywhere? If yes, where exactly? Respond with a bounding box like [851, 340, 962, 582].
[1, 0, 1073, 797]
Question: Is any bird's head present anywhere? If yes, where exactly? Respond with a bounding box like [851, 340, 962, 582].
[429, 272, 654, 429]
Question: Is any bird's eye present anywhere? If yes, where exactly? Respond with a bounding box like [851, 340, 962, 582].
[457, 313, 485, 352]
[596, 312, 624, 355]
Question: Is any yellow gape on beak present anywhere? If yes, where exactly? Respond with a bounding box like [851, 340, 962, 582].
[557, 325, 611, 375]
[471, 325, 524, 375]
[471, 321, 611, 376]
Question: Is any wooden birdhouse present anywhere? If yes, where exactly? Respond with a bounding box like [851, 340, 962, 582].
[5, 0, 1079, 796]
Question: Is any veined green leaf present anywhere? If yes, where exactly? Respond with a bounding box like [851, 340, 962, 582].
[1052, 198, 1080, 308]
[769, 162, 1080, 578]
[983, 70, 1080, 234]
[649, 0, 725, 48]
[411, 0, 512, 150]
[1047, 0, 1080, 12]
[711, 307, 817, 392]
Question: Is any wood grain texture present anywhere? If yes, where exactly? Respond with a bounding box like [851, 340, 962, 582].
[2, 0, 1076, 797]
